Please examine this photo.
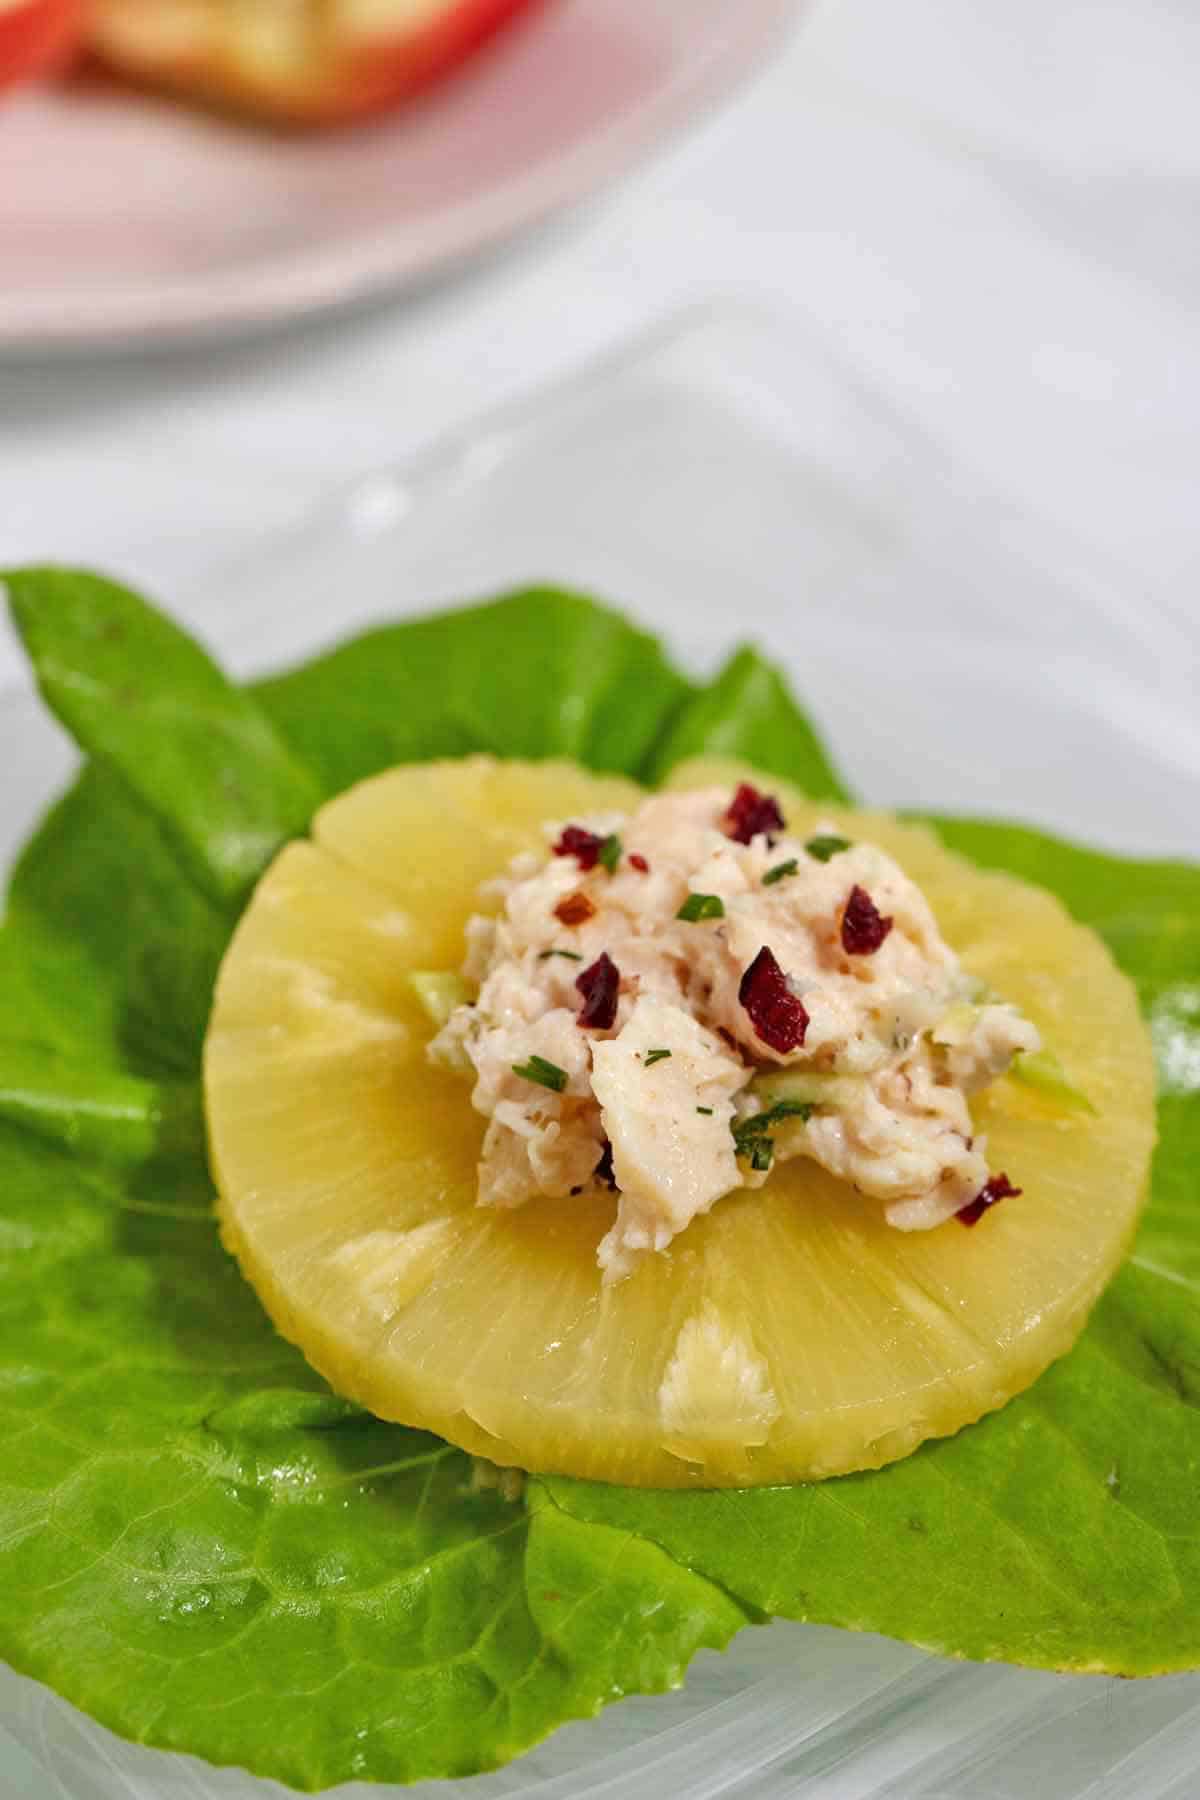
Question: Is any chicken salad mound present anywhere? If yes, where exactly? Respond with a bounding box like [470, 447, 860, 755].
[429, 783, 1040, 1280]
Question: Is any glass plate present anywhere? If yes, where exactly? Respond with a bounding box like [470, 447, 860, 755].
[2, 301, 1198, 1800]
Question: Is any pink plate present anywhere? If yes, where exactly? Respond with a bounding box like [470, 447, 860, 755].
[0, 0, 796, 350]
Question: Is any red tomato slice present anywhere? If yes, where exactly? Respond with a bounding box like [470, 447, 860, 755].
[0, 0, 82, 92]
[85, 0, 549, 127]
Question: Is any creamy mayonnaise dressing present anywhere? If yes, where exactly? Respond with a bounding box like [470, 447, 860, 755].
[429, 786, 1039, 1279]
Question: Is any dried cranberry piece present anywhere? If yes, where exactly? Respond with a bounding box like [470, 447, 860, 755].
[738, 946, 809, 1053]
[555, 891, 596, 927]
[594, 1140, 618, 1191]
[724, 783, 786, 845]
[553, 825, 603, 870]
[841, 884, 894, 955]
[629, 853, 650, 873]
[957, 1172, 1022, 1227]
[576, 952, 620, 1030]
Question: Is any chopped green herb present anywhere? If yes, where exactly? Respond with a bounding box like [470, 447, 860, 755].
[769, 1098, 815, 1127]
[732, 1099, 814, 1166]
[511, 1055, 568, 1094]
[734, 1099, 814, 1142]
[644, 1049, 672, 1067]
[598, 833, 623, 874]
[763, 858, 799, 886]
[676, 892, 726, 922]
[732, 1118, 766, 1153]
[805, 834, 852, 863]
[695, 1106, 714, 1116]
[538, 948, 584, 962]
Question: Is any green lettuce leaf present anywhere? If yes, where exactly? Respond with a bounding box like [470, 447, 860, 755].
[0, 1043, 202, 1167]
[4, 765, 232, 1077]
[252, 586, 696, 799]
[642, 645, 850, 803]
[5, 567, 321, 910]
[0, 1126, 745, 1790]
[0, 571, 1196, 1790]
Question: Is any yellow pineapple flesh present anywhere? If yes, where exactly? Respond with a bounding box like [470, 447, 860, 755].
[204, 756, 1156, 1488]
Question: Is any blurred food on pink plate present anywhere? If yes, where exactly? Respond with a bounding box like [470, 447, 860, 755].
[0, 0, 81, 93]
[3, 0, 547, 124]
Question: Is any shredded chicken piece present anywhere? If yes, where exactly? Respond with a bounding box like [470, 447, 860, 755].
[429, 787, 1040, 1278]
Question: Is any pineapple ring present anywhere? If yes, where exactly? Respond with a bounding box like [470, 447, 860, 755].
[204, 756, 1156, 1488]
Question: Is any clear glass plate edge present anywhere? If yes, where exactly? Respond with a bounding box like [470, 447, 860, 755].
[180, 294, 1198, 861]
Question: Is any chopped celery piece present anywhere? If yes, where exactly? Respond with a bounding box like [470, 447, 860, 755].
[409, 970, 472, 1030]
[1010, 1047, 1096, 1114]
[749, 1069, 865, 1111]
[931, 1001, 982, 1046]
